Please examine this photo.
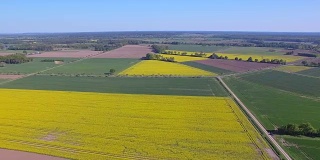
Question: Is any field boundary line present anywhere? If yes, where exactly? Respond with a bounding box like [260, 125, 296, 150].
[224, 99, 269, 160]
[277, 70, 320, 79]
[217, 76, 292, 160]
[235, 75, 320, 102]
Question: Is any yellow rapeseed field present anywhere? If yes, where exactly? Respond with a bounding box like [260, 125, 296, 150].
[165, 50, 303, 62]
[0, 89, 271, 160]
[274, 65, 311, 73]
[161, 54, 208, 62]
[119, 60, 216, 76]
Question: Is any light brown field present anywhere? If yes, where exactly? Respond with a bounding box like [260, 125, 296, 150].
[0, 53, 15, 56]
[27, 50, 101, 58]
[0, 74, 24, 79]
[0, 149, 66, 160]
[95, 45, 153, 58]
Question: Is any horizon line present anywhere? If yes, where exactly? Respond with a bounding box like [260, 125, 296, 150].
[1, 30, 320, 35]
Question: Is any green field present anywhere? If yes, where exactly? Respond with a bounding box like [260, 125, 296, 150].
[223, 74, 320, 160]
[168, 45, 229, 52]
[297, 67, 320, 77]
[277, 136, 320, 160]
[182, 61, 234, 75]
[1, 75, 228, 96]
[0, 79, 9, 83]
[218, 47, 285, 55]
[223, 76, 320, 129]
[239, 70, 320, 98]
[0, 58, 77, 74]
[43, 58, 140, 75]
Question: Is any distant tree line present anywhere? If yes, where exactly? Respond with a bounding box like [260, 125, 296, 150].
[209, 53, 229, 60]
[160, 41, 320, 53]
[0, 54, 33, 64]
[145, 53, 175, 62]
[277, 123, 320, 137]
[1, 32, 320, 54]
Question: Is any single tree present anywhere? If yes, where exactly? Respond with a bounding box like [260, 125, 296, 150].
[110, 69, 116, 74]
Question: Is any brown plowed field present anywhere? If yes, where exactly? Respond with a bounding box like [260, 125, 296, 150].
[0, 74, 24, 79]
[95, 45, 153, 58]
[196, 59, 279, 72]
[0, 149, 66, 160]
[0, 53, 15, 56]
[27, 50, 100, 58]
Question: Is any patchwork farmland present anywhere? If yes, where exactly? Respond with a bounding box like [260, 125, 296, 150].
[1, 31, 319, 160]
[0, 44, 277, 160]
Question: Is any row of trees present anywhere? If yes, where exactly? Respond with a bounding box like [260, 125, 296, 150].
[277, 123, 320, 137]
[145, 53, 175, 62]
[210, 53, 228, 59]
[164, 50, 206, 57]
[259, 58, 287, 64]
[0, 54, 33, 64]
[209, 53, 287, 64]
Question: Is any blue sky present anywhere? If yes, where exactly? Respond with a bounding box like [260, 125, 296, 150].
[0, 0, 319, 33]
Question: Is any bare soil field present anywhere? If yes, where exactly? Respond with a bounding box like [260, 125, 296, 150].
[27, 50, 101, 58]
[0, 149, 66, 160]
[95, 45, 153, 58]
[195, 59, 279, 72]
[0, 74, 24, 79]
[0, 53, 15, 56]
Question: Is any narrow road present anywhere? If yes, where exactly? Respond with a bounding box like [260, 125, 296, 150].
[217, 76, 292, 160]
